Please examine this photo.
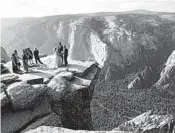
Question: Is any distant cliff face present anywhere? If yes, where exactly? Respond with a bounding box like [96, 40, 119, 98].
[1, 13, 175, 74]
[1, 47, 10, 62]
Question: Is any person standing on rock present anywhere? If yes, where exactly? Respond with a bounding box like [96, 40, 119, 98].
[58, 42, 63, 63]
[22, 50, 29, 73]
[11, 53, 18, 73]
[34, 48, 43, 64]
[14, 50, 21, 71]
[28, 48, 34, 65]
[63, 46, 68, 66]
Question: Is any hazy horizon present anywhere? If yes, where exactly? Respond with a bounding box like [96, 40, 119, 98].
[1, 0, 175, 18]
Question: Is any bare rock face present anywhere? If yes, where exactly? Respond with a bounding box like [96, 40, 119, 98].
[24, 126, 131, 133]
[47, 76, 70, 102]
[21, 113, 62, 133]
[1, 74, 19, 84]
[1, 94, 52, 133]
[47, 64, 101, 130]
[105, 65, 125, 81]
[127, 66, 155, 90]
[1, 47, 10, 62]
[6, 83, 47, 110]
[156, 50, 175, 87]
[1, 63, 10, 74]
[0, 92, 10, 107]
[0, 83, 6, 92]
[128, 76, 142, 90]
[113, 111, 175, 133]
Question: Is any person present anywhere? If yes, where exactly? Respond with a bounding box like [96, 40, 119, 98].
[11, 53, 18, 73]
[28, 48, 34, 65]
[22, 50, 29, 73]
[58, 42, 63, 62]
[63, 46, 68, 66]
[33, 48, 43, 64]
[14, 50, 21, 71]
[49, 47, 62, 69]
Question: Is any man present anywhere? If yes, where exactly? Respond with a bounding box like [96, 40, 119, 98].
[14, 50, 21, 71]
[11, 53, 18, 73]
[22, 50, 29, 73]
[63, 46, 68, 66]
[33, 48, 43, 64]
[58, 42, 63, 62]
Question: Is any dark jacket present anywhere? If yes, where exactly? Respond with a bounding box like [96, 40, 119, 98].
[34, 50, 39, 58]
[60, 45, 63, 52]
[22, 54, 28, 61]
[63, 48, 68, 57]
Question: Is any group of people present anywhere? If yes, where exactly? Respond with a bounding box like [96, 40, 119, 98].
[11, 47, 43, 73]
[50, 42, 68, 69]
[11, 42, 68, 73]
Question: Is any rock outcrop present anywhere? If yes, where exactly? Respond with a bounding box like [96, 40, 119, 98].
[114, 111, 175, 133]
[1, 47, 10, 62]
[23, 111, 175, 133]
[1, 94, 52, 133]
[47, 64, 101, 130]
[1, 63, 10, 74]
[1, 63, 101, 133]
[156, 49, 175, 88]
[7, 83, 47, 110]
[1, 74, 19, 84]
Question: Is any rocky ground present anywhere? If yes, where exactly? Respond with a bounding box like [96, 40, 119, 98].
[1, 55, 101, 133]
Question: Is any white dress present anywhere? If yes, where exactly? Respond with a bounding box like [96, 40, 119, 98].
[50, 49, 62, 69]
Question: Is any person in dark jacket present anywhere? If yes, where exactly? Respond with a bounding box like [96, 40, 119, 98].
[33, 48, 43, 64]
[58, 42, 63, 62]
[63, 46, 68, 66]
[11, 53, 18, 73]
[14, 50, 21, 71]
[22, 50, 29, 73]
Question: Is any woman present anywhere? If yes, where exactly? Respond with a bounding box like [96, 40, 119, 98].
[50, 47, 62, 69]
[11, 54, 18, 73]
[28, 48, 34, 65]
[22, 50, 29, 73]
[57, 45, 63, 67]
[14, 50, 21, 71]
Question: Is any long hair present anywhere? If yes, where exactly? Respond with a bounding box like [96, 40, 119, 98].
[53, 47, 57, 53]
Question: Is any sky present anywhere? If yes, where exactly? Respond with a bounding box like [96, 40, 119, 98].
[0, 0, 175, 18]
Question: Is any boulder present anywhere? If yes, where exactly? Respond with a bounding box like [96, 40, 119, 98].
[1, 63, 10, 74]
[7, 83, 47, 110]
[21, 113, 62, 133]
[71, 76, 91, 86]
[1, 74, 19, 84]
[1, 94, 52, 133]
[47, 65, 101, 130]
[56, 71, 74, 81]
[47, 75, 70, 102]
[1, 58, 6, 63]
[0, 83, 6, 92]
[27, 78, 44, 85]
[0, 92, 10, 107]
